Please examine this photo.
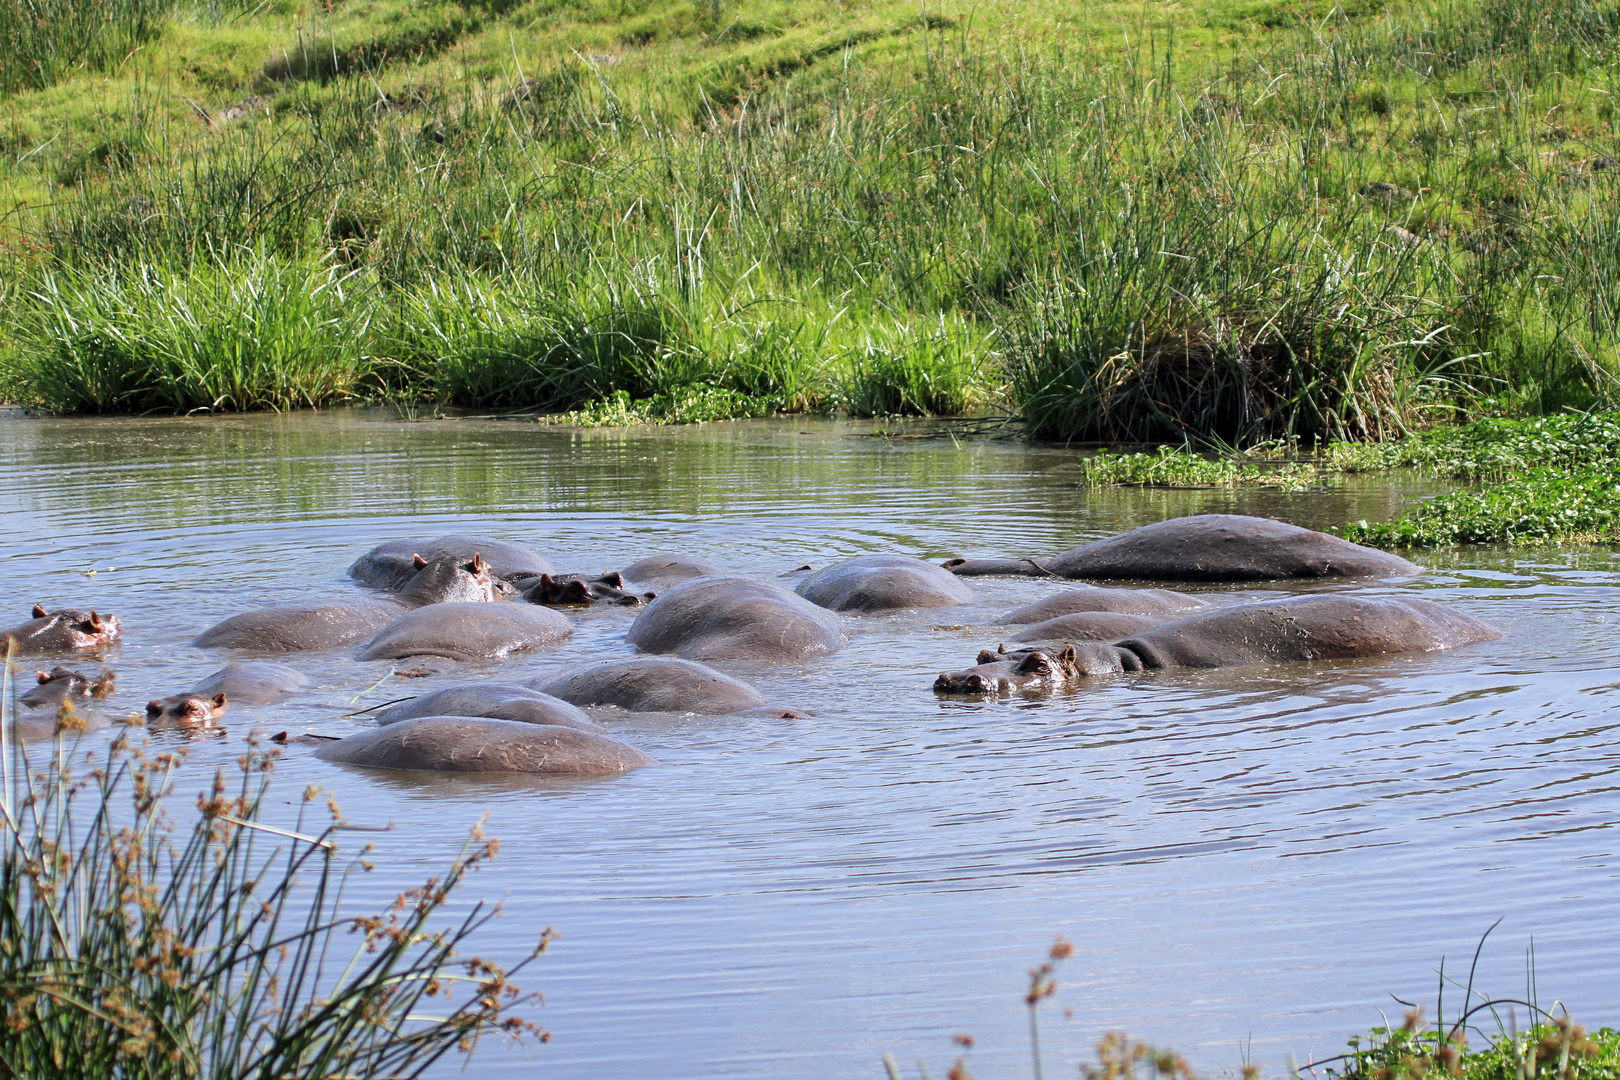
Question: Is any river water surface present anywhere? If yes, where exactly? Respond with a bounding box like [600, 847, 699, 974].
[1, 410, 1616, 1078]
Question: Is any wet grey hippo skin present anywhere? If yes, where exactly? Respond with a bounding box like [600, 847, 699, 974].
[1000, 586, 1207, 622]
[194, 600, 402, 653]
[356, 602, 573, 662]
[937, 594, 1499, 693]
[314, 717, 653, 775]
[946, 514, 1419, 581]
[626, 576, 848, 661]
[191, 661, 309, 705]
[620, 554, 723, 588]
[372, 684, 606, 733]
[935, 646, 1085, 695]
[19, 666, 115, 710]
[796, 555, 973, 613]
[523, 572, 654, 607]
[193, 553, 497, 653]
[533, 657, 767, 715]
[350, 536, 556, 591]
[4, 606, 121, 654]
[1010, 611, 1166, 642]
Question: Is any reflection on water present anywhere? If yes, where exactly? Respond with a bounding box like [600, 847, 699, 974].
[1, 410, 1616, 1078]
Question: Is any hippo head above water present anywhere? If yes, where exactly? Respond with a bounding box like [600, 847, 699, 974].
[146, 692, 229, 728]
[523, 572, 655, 607]
[934, 645, 1085, 696]
[5, 606, 122, 654]
[20, 665, 115, 709]
[395, 552, 498, 606]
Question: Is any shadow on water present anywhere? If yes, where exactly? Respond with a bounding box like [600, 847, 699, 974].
[1, 409, 1616, 1078]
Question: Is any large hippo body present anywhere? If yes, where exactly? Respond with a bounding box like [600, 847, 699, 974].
[4, 606, 121, 655]
[937, 594, 1498, 693]
[947, 515, 1418, 581]
[796, 555, 973, 613]
[1000, 587, 1206, 623]
[533, 657, 767, 715]
[1011, 611, 1166, 642]
[626, 577, 847, 661]
[350, 536, 555, 592]
[620, 554, 724, 588]
[356, 602, 572, 662]
[194, 554, 498, 653]
[194, 600, 401, 652]
[315, 717, 652, 775]
[191, 661, 309, 704]
[372, 684, 605, 733]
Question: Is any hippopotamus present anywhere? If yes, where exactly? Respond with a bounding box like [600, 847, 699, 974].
[934, 645, 1085, 695]
[371, 684, 606, 733]
[531, 657, 767, 715]
[314, 717, 653, 775]
[795, 555, 973, 613]
[626, 577, 847, 661]
[395, 553, 498, 605]
[523, 572, 654, 607]
[620, 554, 723, 588]
[1000, 586, 1207, 622]
[945, 515, 1419, 581]
[1010, 611, 1166, 642]
[146, 692, 228, 728]
[936, 594, 1498, 693]
[191, 661, 310, 704]
[194, 600, 402, 653]
[18, 665, 115, 710]
[355, 602, 572, 662]
[4, 606, 121, 654]
[193, 553, 496, 653]
[350, 536, 555, 592]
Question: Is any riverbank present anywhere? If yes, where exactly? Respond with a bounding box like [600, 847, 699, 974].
[2, 0, 1620, 433]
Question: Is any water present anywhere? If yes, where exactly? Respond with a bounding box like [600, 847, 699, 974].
[1, 409, 1616, 1077]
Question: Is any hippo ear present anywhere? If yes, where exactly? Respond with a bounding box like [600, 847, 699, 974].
[146, 700, 164, 717]
[942, 558, 965, 570]
[539, 573, 555, 587]
[998, 643, 1009, 655]
[413, 554, 428, 569]
[471, 553, 487, 573]
[35, 670, 51, 684]
[601, 571, 624, 587]
[1062, 645, 1077, 662]
[32, 604, 47, 619]
[87, 611, 103, 630]
[212, 693, 228, 710]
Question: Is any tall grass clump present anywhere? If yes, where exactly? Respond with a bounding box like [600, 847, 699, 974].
[0, 648, 546, 1078]
[15, 249, 372, 413]
[0, 0, 167, 96]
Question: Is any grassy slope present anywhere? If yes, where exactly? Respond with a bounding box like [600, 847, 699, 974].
[5, 0, 1620, 438]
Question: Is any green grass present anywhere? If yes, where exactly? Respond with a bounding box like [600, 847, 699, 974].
[5, 0, 1620, 425]
[0, 649, 546, 1077]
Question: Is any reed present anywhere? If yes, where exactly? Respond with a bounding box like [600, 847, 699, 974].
[0, 646, 546, 1078]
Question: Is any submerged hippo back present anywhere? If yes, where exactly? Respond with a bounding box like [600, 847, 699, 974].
[191, 661, 309, 704]
[534, 657, 767, 714]
[372, 684, 605, 732]
[626, 577, 847, 661]
[1010, 611, 1165, 642]
[356, 603, 573, 662]
[1117, 593, 1499, 669]
[1045, 515, 1420, 581]
[1000, 586, 1206, 622]
[314, 717, 652, 774]
[350, 536, 555, 591]
[796, 555, 973, 612]
[193, 601, 400, 653]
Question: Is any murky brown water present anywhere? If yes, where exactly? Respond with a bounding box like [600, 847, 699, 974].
[2, 409, 1616, 1078]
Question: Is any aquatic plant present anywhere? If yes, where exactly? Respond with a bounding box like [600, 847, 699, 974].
[0, 645, 547, 1078]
